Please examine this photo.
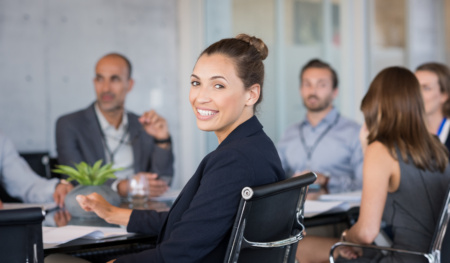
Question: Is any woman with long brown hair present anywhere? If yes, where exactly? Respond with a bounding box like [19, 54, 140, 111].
[297, 66, 450, 263]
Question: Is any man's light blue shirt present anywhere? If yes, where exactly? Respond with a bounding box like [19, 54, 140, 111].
[277, 108, 363, 193]
[0, 133, 58, 203]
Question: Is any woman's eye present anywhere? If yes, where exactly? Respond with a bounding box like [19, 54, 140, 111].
[191, 81, 200, 86]
[214, 84, 224, 89]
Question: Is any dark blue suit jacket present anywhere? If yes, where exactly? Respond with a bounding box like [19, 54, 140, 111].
[116, 116, 285, 262]
[55, 103, 174, 185]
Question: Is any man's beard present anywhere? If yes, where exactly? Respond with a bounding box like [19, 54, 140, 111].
[98, 100, 123, 113]
[303, 95, 333, 112]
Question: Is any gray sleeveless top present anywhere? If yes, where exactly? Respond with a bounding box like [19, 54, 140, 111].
[337, 148, 450, 263]
[380, 148, 450, 262]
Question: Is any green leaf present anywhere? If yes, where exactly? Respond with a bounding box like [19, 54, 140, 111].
[51, 160, 123, 186]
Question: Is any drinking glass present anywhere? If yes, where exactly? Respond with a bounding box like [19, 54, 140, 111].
[127, 174, 149, 208]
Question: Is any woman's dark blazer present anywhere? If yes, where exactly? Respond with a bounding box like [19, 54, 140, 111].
[115, 116, 286, 263]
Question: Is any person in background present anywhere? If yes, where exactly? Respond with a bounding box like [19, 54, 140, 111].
[55, 53, 174, 198]
[69, 34, 286, 263]
[0, 133, 72, 207]
[277, 59, 363, 193]
[296, 67, 450, 263]
[415, 62, 450, 152]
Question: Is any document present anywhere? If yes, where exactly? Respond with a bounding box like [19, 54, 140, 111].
[318, 191, 362, 202]
[304, 200, 350, 217]
[2, 202, 57, 212]
[43, 225, 134, 244]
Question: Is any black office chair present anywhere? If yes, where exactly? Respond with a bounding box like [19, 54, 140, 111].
[224, 172, 317, 263]
[329, 186, 450, 263]
[0, 207, 45, 263]
[20, 152, 52, 179]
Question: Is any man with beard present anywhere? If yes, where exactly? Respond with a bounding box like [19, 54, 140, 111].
[277, 59, 363, 193]
[55, 53, 174, 197]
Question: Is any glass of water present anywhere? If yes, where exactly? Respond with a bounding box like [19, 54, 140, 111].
[127, 174, 149, 208]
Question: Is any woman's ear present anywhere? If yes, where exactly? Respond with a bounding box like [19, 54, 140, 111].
[246, 84, 260, 106]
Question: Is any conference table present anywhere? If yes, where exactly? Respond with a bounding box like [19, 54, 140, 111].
[42, 190, 361, 262]
[43, 198, 172, 262]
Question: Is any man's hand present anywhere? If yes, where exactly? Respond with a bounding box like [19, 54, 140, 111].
[140, 172, 169, 197]
[0, 199, 3, 209]
[314, 172, 330, 187]
[293, 171, 329, 187]
[117, 173, 169, 197]
[139, 110, 170, 142]
[76, 193, 132, 226]
[53, 182, 74, 208]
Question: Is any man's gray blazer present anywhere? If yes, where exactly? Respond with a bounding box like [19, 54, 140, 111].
[55, 103, 174, 185]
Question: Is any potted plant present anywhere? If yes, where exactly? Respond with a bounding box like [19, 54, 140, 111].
[53, 160, 123, 218]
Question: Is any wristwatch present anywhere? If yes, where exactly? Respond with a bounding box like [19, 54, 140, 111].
[154, 136, 171, 144]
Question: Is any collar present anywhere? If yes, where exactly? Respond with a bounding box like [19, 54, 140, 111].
[94, 103, 128, 132]
[301, 107, 338, 127]
[218, 115, 262, 148]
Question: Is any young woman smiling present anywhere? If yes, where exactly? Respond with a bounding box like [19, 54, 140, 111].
[74, 34, 286, 263]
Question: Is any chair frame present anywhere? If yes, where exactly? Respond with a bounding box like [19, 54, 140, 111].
[224, 172, 317, 263]
[329, 186, 450, 263]
[0, 207, 46, 263]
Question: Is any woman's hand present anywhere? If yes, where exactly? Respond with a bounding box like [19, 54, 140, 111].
[336, 245, 362, 260]
[76, 193, 132, 226]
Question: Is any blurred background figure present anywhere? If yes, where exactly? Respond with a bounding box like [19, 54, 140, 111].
[415, 62, 450, 153]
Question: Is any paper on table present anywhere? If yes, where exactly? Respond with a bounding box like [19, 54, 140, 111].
[304, 200, 350, 217]
[318, 191, 362, 202]
[43, 225, 133, 244]
[2, 202, 57, 212]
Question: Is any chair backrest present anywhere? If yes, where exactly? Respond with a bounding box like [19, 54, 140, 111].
[0, 207, 45, 263]
[428, 186, 450, 261]
[20, 152, 52, 179]
[224, 172, 317, 263]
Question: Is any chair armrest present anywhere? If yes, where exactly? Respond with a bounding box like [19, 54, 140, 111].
[329, 242, 433, 263]
[0, 207, 45, 225]
[244, 223, 305, 248]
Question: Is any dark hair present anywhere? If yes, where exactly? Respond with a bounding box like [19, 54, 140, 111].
[300, 59, 338, 89]
[101, 53, 133, 79]
[361, 66, 448, 172]
[200, 33, 269, 110]
[416, 62, 450, 117]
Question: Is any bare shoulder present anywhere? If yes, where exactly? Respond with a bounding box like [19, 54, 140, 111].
[365, 141, 395, 164]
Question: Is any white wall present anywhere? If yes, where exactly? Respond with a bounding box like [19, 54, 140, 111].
[0, 0, 187, 187]
[0, 0, 446, 189]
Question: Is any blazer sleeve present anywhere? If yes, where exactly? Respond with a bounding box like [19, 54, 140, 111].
[0, 135, 59, 203]
[56, 116, 85, 167]
[115, 149, 255, 263]
[127, 210, 169, 235]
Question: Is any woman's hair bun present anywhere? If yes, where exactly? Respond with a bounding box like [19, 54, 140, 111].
[236, 33, 269, 60]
